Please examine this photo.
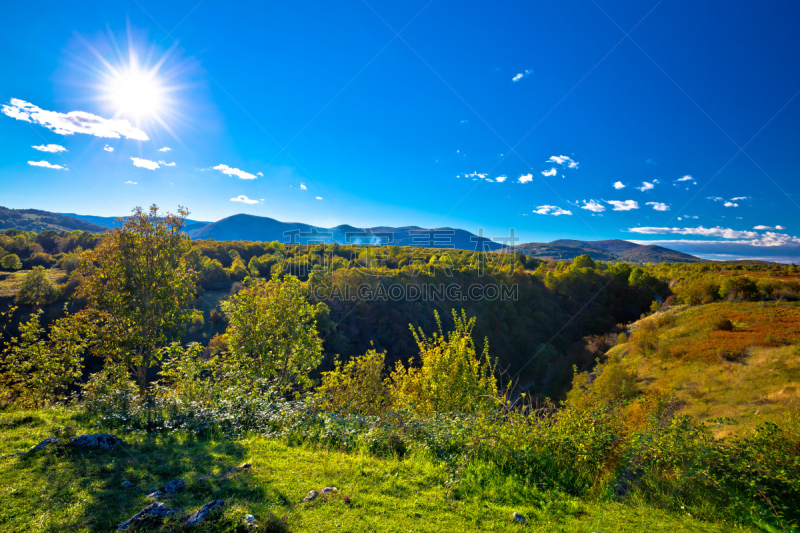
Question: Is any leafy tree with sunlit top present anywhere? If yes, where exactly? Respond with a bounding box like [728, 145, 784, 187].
[77, 205, 196, 393]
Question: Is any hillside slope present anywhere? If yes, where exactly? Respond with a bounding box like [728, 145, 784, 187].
[0, 206, 106, 233]
[604, 302, 800, 436]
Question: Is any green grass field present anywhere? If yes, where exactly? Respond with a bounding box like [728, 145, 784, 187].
[0, 409, 756, 532]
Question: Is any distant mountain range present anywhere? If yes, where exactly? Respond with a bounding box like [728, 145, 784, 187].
[0, 206, 702, 263]
[507, 239, 701, 263]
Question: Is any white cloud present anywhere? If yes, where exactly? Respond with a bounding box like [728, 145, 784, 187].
[518, 173, 533, 184]
[606, 200, 640, 211]
[158, 160, 176, 167]
[707, 196, 724, 202]
[316, 196, 323, 200]
[300, 183, 307, 190]
[534, 205, 572, 216]
[754, 225, 787, 231]
[495, 175, 507, 183]
[636, 181, 655, 191]
[677, 175, 694, 182]
[230, 195, 260, 204]
[646, 202, 670, 211]
[213, 164, 257, 180]
[103, 144, 114, 152]
[541, 168, 557, 177]
[125, 180, 137, 185]
[466, 171, 488, 179]
[627, 226, 760, 239]
[547, 155, 579, 169]
[2, 98, 148, 140]
[512, 69, 532, 82]
[158, 147, 171, 152]
[613, 181, 625, 189]
[28, 160, 66, 170]
[730, 196, 748, 201]
[257, 172, 263, 177]
[581, 199, 606, 213]
[723, 201, 738, 208]
[131, 157, 159, 170]
[31, 144, 66, 153]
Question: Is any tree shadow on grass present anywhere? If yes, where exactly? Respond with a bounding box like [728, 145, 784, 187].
[6, 432, 291, 532]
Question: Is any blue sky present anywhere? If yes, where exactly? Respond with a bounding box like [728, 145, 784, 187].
[2, 0, 800, 261]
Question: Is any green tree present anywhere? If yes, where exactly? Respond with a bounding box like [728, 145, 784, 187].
[223, 274, 324, 392]
[572, 254, 596, 269]
[15, 266, 60, 306]
[0, 253, 21, 271]
[0, 309, 87, 407]
[77, 205, 196, 393]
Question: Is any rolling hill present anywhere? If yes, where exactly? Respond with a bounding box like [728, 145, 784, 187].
[187, 214, 504, 250]
[509, 238, 702, 263]
[0, 206, 106, 233]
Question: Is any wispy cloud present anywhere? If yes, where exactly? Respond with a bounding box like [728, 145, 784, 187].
[627, 226, 760, 239]
[518, 173, 533, 184]
[534, 205, 572, 216]
[512, 69, 533, 82]
[316, 196, 323, 200]
[158, 160, 176, 167]
[547, 155, 579, 169]
[495, 175, 507, 183]
[213, 164, 257, 180]
[613, 181, 625, 190]
[541, 168, 557, 177]
[131, 157, 159, 170]
[730, 196, 748, 201]
[646, 202, 670, 211]
[2, 98, 148, 140]
[31, 144, 66, 153]
[754, 225, 786, 231]
[636, 181, 655, 192]
[676, 175, 694, 182]
[581, 199, 606, 213]
[125, 180, 137, 185]
[231, 195, 260, 204]
[606, 200, 640, 211]
[158, 147, 171, 152]
[257, 172, 263, 177]
[103, 144, 114, 152]
[300, 183, 307, 190]
[28, 160, 66, 170]
[707, 196, 724, 201]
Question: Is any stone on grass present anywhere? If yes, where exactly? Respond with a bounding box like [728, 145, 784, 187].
[226, 462, 252, 476]
[243, 514, 257, 531]
[31, 436, 60, 452]
[511, 512, 527, 524]
[183, 500, 224, 526]
[70, 433, 124, 449]
[302, 490, 319, 502]
[321, 486, 338, 494]
[121, 481, 134, 488]
[147, 479, 185, 499]
[117, 502, 176, 530]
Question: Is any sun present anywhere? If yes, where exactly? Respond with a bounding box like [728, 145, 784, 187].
[78, 27, 189, 136]
[108, 67, 165, 120]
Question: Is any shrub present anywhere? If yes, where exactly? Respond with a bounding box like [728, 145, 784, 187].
[389, 309, 498, 415]
[0, 253, 21, 270]
[710, 316, 734, 332]
[317, 348, 389, 415]
[629, 319, 658, 356]
[15, 266, 60, 306]
[0, 309, 87, 407]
